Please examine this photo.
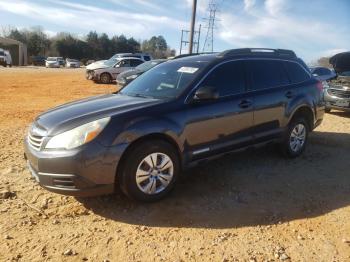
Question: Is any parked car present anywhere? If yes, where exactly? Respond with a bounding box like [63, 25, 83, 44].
[57, 57, 65, 66]
[86, 53, 152, 71]
[30, 56, 46, 66]
[66, 58, 80, 68]
[116, 59, 167, 87]
[0, 48, 12, 67]
[45, 57, 60, 68]
[86, 57, 144, 84]
[24, 48, 325, 202]
[324, 51, 350, 112]
[310, 66, 336, 81]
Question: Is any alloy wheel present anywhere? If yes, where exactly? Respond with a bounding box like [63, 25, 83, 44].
[135, 152, 174, 195]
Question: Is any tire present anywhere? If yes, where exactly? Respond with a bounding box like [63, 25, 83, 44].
[119, 140, 180, 202]
[100, 73, 111, 84]
[280, 117, 309, 158]
[325, 108, 331, 113]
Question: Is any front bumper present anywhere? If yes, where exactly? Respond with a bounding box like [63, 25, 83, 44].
[24, 138, 127, 197]
[324, 88, 350, 112]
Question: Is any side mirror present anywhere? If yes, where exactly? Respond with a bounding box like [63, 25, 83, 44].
[194, 86, 219, 101]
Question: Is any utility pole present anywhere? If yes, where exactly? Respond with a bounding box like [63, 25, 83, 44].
[188, 0, 197, 54]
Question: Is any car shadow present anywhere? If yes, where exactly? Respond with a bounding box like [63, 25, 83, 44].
[77, 131, 350, 229]
[328, 110, 350, 118]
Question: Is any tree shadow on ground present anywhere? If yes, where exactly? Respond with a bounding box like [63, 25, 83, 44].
[78, 131, 350, 229]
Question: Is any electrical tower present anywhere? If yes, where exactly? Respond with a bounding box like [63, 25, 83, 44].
[179, 25, 201, 55]
[202, 0, 219, 53]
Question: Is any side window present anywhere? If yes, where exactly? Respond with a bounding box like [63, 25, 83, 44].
[200, 61, 246, 97]
[130, 60, 143, 67]
[285, 61, 310, 83]
[120, 60, 131, 67]
[144, 56, 151, 61]
[247, 60, 290, 90]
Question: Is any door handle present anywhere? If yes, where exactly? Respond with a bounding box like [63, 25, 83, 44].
[239, 99, 252, 108]
[285, 91, 294, 99]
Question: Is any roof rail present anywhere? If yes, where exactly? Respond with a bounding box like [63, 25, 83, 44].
[172, 52, 216, 60]
[218, 48, 297, 58]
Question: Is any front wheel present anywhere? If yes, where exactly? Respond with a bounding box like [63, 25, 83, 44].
[100, 73, 111, 84]
[280, 118, 309, 158]
[119, 140, 180, 202]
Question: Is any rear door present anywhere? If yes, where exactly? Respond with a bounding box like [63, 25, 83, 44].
[246, 59, 291, 141]
[184, 60, 255, 159]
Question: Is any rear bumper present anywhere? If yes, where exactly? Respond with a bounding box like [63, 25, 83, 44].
[24, 138, 127, 197]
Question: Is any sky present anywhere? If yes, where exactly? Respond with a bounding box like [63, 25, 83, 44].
[0, 0, 349, 63]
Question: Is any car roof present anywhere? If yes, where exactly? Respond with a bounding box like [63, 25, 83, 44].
[119, 57, 144, 60]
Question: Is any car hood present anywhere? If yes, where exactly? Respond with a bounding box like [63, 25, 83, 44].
[329, 52, 350, 74]
[117, 69, 142, 79]
[86, 60, 109, 70]
[35, 94, 161, 135]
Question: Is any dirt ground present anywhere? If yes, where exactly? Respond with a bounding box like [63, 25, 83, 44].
[0, 67, 349, 262]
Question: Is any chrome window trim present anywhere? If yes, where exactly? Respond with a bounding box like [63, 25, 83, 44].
[184, 57, 311, 103]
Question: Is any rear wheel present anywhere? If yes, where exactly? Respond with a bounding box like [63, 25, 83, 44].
[119, 140, 180, 202]
[280, 117, 309, 158]
[100, 73, 111, 84]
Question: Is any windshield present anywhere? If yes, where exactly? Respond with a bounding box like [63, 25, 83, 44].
[135, 60, 164, 72]
[47, 57, 57, 61]
[0, 51, 4, 56]
[119, 60, 208, 99]
[104, 58, 118, 67]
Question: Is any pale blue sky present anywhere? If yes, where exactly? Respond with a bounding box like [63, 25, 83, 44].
[0, 0, 349, 62]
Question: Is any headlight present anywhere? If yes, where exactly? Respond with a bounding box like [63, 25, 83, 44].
[45, 117, 110, 149]
[126, 74, 138, 80]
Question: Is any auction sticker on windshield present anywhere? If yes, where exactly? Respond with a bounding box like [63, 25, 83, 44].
[177, 67, 199, 74]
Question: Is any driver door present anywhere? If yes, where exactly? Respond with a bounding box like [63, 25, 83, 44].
[184, 61, 254, 160]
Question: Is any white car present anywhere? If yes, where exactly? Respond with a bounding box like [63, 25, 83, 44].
[86, 53, 152, 71]
[66, 58, 80, 68]
[0, 48, 12, 67]
[86, 57, 144, 84]
[45, 57, 60, 68]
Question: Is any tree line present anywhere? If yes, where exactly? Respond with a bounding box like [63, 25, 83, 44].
[1, 26, 176, 63]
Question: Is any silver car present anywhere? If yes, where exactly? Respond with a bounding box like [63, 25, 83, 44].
[324, 52, 350, 113]
[86, 57, 144, 84]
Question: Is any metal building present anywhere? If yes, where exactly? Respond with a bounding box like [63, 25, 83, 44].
[0, 37, 27, 66]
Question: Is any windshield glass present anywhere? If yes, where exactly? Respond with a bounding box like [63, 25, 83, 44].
[119, 60, 208, 99]
[135, 60, 163, 71]
[0, 51, 4, 56]
[104, 58, 118, 67]
[47, 57, 57, 61]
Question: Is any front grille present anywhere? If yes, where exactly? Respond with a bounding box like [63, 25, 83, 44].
[28, 133, 44, 150]
[327, 88, 350, 99]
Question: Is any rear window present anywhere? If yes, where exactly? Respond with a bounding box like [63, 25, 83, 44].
[285, 61, 310, 83]
[247, 60, 290, 90]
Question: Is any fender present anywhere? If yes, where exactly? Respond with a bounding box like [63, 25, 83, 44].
[112, 115, 184, 152]
[284, 92, 316, 127]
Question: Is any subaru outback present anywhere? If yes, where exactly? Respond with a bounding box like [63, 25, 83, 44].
[24, 48, 325, 202]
